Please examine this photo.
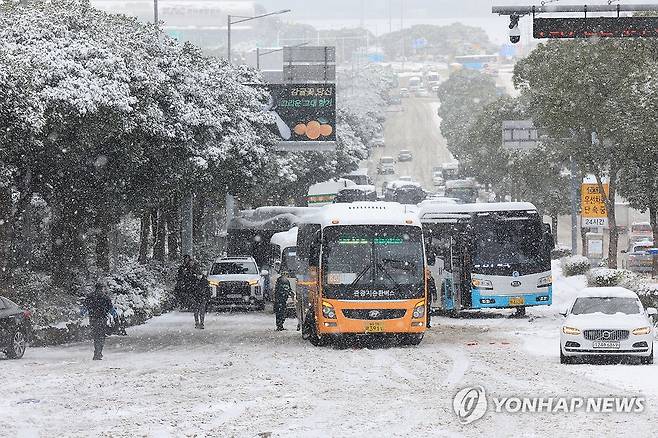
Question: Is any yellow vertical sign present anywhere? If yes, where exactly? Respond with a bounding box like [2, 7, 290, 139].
[581, 183, 609, 218]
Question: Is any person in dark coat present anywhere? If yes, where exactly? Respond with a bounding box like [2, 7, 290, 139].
[84, 282, 117, 360]
[192, 265, 211, 330]
[175, 255, 196, 309]
[274, 275, 292, 331]
[427, 275, 436, 329]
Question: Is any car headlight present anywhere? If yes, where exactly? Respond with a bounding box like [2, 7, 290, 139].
[562, 326, 581, 335]
[412, 301, 426, 319]
[322, 301, 336, 319]
[632, 327, 652, 335]
[248, 279, 259, 286]
[472, 279, 493, 290]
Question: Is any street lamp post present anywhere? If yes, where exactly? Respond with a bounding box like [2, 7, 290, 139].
[227, 9, 291, 64]
[256, 42, 308, 70]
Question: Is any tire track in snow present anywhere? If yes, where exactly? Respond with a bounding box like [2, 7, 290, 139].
[440, 346, 470, 389]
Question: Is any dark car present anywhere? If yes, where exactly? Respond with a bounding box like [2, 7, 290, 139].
[0, 296, 31, 359]
[398, 149, 413, 162]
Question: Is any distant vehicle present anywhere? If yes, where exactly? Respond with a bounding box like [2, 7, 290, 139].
[369, 136, 385, 148]
[397, 149, 413, 162]
[384, 180, 426, 205]
[270, 228, 299, 314]
[432, 168, 444, 187]
[207, 256, 267, 311]
[408, 76, 421, 91]
[560, 287, 656, 364]
[425, 71, 440, 88]
[418, 197, 459, 208]
[629, 222, 653, 247]
[343, 169, 372, 186]
[308, 178, 356, 206]
[398, 176, 413, 182]
[444, 179, 477, 204]
[441, 162, 460, 180]
[389, 93, 402, 105]
[377, 156, 396, 175]
[415, 88, 430, 98]
[625, 241, 654, 273]
[400, 87, 410, 98]
[0, 296, 31, 359]
[334, 185, 377, 203]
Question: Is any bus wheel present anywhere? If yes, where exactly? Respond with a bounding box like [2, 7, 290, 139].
[400, 334, 423, 346]
[306, 312, 328, 347]
[514, 306, 526, 318]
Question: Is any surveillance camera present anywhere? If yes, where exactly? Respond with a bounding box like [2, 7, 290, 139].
[509, 14, 521, 44]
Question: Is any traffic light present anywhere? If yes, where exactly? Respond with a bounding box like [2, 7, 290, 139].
[509, 14, 521, 44]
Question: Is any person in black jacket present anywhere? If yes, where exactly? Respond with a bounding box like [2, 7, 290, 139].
[274, 275, 292, 331]
[192, 265, 211, 330]
[427, 275, 437, 329]
[84, 282, 117, 360]
[175, 255, 196, 309]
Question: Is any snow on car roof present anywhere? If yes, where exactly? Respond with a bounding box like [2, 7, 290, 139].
[575, 287, 639, 299]
[419, 201, 537, 220]
[307, 202, 421, 228]
[214, 256, 256, 263]
[270, 227, 298, 248]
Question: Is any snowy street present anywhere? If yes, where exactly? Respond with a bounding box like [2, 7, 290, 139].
[4, 275, 658, 437]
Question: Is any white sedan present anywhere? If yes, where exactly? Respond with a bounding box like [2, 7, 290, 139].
[560, 287, 657, 364]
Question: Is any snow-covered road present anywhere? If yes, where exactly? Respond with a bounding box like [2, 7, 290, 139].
[3, 283, 657, 438]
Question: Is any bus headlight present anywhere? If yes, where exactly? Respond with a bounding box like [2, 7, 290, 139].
[248, 279, 260, 286]
[472, 279, 493, 290]
[322, 301, 336, 319]
[412, 301, 425, 319]
[537, 275, 552, 288]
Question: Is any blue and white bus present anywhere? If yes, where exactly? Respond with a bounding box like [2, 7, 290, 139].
[419, 202, 554, 316]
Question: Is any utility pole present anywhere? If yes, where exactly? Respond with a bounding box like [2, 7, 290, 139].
[153, 0, 158, 28]
[570, 156, 579, 255]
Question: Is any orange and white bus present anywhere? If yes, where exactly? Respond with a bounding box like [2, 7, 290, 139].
[296, 202, 430, 346]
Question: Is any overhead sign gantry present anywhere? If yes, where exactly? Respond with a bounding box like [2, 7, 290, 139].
[492, 4, 658, 43]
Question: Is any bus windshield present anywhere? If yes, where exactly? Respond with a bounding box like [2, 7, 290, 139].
[322, 225, 424, 300]
[472, 215, 548, 275]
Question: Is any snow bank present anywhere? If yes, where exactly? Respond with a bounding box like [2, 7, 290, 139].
[560, 255, 591, 277]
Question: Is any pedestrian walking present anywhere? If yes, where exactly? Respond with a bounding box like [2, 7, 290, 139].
[175, 254, 196, 309]
[427, 275, 437, 329]
[83, 282, 117, 360]
[193, 267, 211, 329]
[274, 275, 292, 331]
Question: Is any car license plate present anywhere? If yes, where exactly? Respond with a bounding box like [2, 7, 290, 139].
[227, 294, 242, 299]
[509, 297, 525, 306]
[593, 341, 620, 349]
[365, 322, 384, 333]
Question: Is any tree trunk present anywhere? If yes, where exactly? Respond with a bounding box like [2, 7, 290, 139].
[193, 194, 205, 242]
[6, 167, 34, 276]
[580, 225, 588, 257]
[96, 222, 110, 273]
[153, 208, 166, 261]
[51, 204, 85, 286]
[0, 187, 12, 282]
[166, 200, 180, 261]
[650, 204, 658, 278]
[551, 215, 558, 244]
[594, 166, 619, 269]
[138, 209, 150, 264]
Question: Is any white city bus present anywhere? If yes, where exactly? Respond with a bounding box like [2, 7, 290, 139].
[419, 202, 554, 316]
[270, 227, 300, 317]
